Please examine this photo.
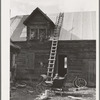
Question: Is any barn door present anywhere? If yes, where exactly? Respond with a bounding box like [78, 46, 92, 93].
[58, 55, 67, 77]
[88, 59, 96, 87]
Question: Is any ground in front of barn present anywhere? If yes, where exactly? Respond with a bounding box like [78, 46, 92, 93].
[10, 81, 96, 100]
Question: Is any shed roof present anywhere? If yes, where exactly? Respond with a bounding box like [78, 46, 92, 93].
[10, 40, 21, 53]
[10, 11, 96, 41]
[10, 39, 21, 49]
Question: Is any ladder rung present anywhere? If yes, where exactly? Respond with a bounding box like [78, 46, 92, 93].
[48, 67, 54, 69]
[52, 48, 57, 51]
[52, 43, 57, 45]
[52, 44, 57, 46]
[48, 66, 54, 68]
[50, 54, 56, 56]
[50, 55, 55, 57]
[51, 52, 56, 54]
[48, 71, 53, 73]
[51, 50, 56, 52]
[50, 53, 56, 55]
[52, 45, 57, 48]
[52, 43, 57, 46]
[52, 45, 57, 47]
[52, 44, 57, 47]
[51, 49, 56, 52]
[52, 46, 56, 48]
[50, 55, 56, 57]
[49, 63, 54, 65]
[51, 45, 57, 48]
[49, 58, 55, 60]
[48, 59, 55, 60]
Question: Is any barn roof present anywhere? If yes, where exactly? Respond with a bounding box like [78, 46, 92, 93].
[10, 11, 96, 41]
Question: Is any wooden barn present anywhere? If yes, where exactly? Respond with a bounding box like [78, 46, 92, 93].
[10, 7, 96, 87]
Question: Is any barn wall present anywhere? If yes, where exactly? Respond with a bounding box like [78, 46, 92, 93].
[15, 41, 51, 80]
[14, 40, 96, 86]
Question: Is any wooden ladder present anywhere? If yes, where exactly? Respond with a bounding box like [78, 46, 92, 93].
[46, 13, 64, 83]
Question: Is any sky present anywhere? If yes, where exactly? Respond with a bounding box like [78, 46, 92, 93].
[10, 0, 98, 17]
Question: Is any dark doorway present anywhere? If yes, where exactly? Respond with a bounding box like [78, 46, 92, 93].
[58, 55, 67, 77]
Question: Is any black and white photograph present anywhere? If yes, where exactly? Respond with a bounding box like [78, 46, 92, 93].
[2, 0, 99, 100]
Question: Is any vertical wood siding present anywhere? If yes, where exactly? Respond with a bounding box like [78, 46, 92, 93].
[14, 40, 96, 86]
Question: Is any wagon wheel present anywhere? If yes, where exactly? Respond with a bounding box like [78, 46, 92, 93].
[74, 78, 87, 88]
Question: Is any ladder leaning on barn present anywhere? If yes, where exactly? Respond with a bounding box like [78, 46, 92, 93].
[46, 13, 64, 84]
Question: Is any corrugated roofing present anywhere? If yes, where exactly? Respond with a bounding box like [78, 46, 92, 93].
[10, 11, 96, 41]
[11, 15, 28, 41]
